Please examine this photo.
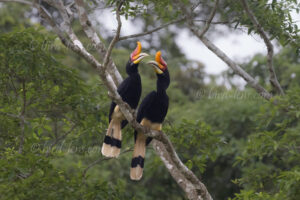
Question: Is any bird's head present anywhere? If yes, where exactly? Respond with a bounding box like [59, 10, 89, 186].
[130, 41, 149, 64]
[147, 51, 170, 91]
[147, 51, 168, 74]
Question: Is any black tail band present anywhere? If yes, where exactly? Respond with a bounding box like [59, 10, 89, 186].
[103, 136, 121, 148]
[131, 156, 144, 168]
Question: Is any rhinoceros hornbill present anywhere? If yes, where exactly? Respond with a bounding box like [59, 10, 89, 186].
[101, 42, 149, 158]
[130, 51, 170, 180]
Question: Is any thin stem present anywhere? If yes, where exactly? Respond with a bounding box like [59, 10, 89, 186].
[82, 148, 132, 178]
[18, 80, 26, 154]
[103, 1, 123, 69]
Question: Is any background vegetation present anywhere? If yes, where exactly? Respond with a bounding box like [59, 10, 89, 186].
[0, 1, 299, 199]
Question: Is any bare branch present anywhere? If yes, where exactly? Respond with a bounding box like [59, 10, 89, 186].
[193, 19, 231, 24]
[240, 0, 284, 95]
[119, 17, 232, 41]
[119, 17, 185, 41]
[103, 1, 123, 69]
[174, 0, 272, 100]
[202, 36, 272, 100]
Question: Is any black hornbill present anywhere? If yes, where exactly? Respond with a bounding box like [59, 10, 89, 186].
[130, 51, 170, 180]
[101, 42, 149, 158]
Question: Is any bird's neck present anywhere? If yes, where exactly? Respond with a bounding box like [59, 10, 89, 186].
[157, 85, 167, 95]
[126, 61, 139, 75]
[127, 70, 139, 76]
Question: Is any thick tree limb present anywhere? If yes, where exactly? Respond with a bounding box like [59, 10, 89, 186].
[152, 140, 212, 200]
[240, 0, 284, 95]
[174, 0, 272, 100]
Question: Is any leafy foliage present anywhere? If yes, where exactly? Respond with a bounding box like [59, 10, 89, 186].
[222, 0, 300, 51]
[231, 88, 300, 200]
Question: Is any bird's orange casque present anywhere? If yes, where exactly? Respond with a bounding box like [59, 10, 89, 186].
[130, 41, 142, 62]
[155, 51, 167, 71]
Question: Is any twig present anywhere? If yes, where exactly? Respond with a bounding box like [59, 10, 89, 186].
[198, 0, 219, 38]
[82, 148, 132, 178]
[240, 0, 284, 95]
[119, 18, 231, 41]
[18, 80, 26, 154]
[0, 111, 19, 119]
[46, 124, 77, 157]
[193, 19, 230, 24]
[119, 17, 185, 41]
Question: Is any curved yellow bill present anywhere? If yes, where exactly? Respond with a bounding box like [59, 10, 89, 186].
[147, 60, 163, 74]
[133, 52, 149, 64]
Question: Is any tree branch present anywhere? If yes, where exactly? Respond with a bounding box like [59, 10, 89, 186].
[82, 148, 132, 178]
[0, 0, 33, 5]
[119, 17, 185, 41]
[103, 0, 123, 69]
[152, 140, 212, 200]
[46, 124, 77, 157]
[75, 0, 123, 85]
[0, 111, 19, 119]
[174, 0, 272, 100]
[119, 17, 231, 41]
[240, 0, 284, 95]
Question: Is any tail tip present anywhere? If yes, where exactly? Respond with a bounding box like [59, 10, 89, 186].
[101, 144, 120, 158]
[130, 167, 143, 181]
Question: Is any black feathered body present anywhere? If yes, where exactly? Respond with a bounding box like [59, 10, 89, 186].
[102, 60, 142, 158]
[108, 61, 142, 128]
[137, 91, 169, 123]
[130, 70, 170, 180]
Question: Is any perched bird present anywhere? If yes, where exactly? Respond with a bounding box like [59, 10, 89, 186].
[101, 42, 149, 158]
[130, 51, 170, 180]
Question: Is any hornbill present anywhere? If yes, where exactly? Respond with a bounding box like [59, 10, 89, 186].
[101, 41, 149, 158]
[130, 51, 170, 180]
